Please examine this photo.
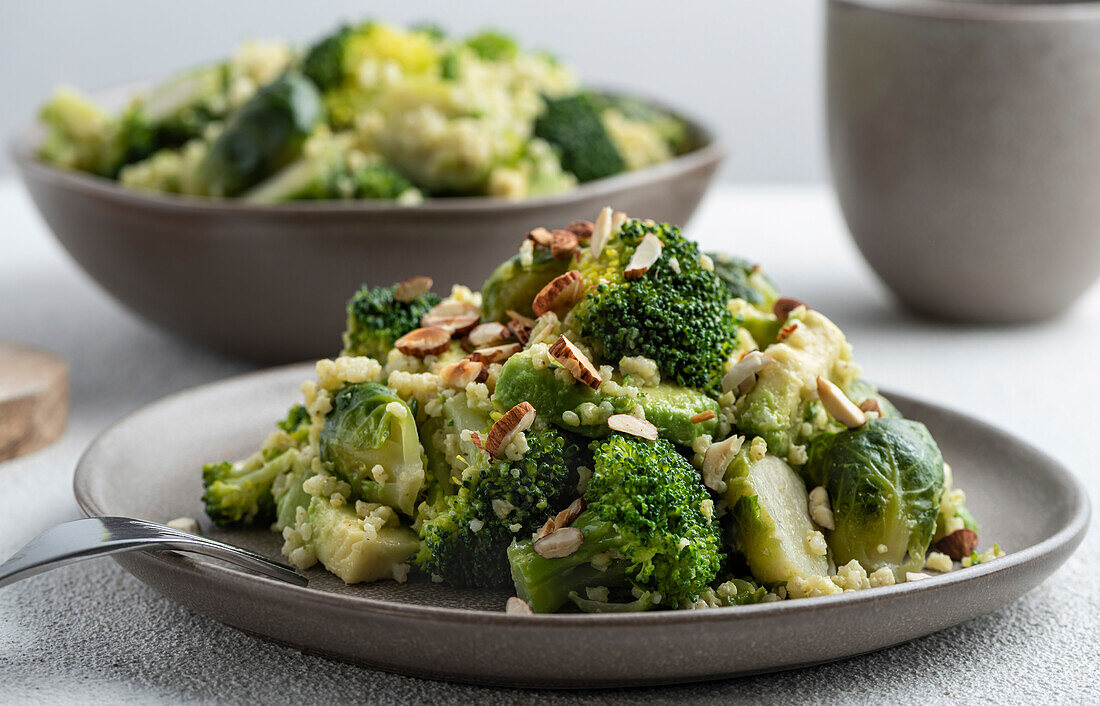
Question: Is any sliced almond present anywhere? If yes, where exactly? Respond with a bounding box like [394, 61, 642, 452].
[548, 335, 602, 389]
[623, 233, 663, 280]
[935, 528, 979, 560]
[426, 299, 479, 319]
[533, 526, 584, 559]
[536, 518, 556, 540]
[393, 276, 433, 302]
[525, 227, 553, 249]
[468, 342, 522, 365]
[702, 435, 744, 492]
[467, 322, 511, 348]
[506, 596, 534, 615]
[507, 319, 532, 346]
[721, 351, 774, 394]
[773, 297, 805, 322]
[607, 414, 658, 441]
[532, 270, 585, 318]
[485, 401, 536, 457]
[469, 432, 486, 454]
[611, 210, 629, 233]
[817, 377, 866, 429]
[551, 229, 579, 260]
[777, 321, 799, 342]
[421, 313, 480, 337]
[440, 359, 488, 389]
[591, 206, 614, 258]
[394, 327, 451, 357]
[505, 309, 536, 328]
[859, 397, 882, 415]
[808, 486, 835, 530]
[553, 498, 587, 528]
[690, 410, 717, 424]
[565, 220, 594, 241]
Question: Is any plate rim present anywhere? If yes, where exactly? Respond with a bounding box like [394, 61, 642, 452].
[73, 362, 1092, 628]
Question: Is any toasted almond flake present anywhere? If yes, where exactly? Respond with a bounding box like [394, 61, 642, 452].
[506, 596, 534, 614]
[393, 276, 433, 303]
[468, 342, 522, 365]
[532, 270, 585, 317]
[905, 572, 931, 582]
[536, 518, 556, 540]
[467, 322, 511, 348]
[607, 414, 659, 441]
[702, 435, 744, 492]
[935, 528, 979, 560]
[440, 359, 488, 389]
[421, 313, 480, 337]
[533, 526, 584, 559]
[817, 377, 866, 429]
[426, 299, 479, 319]
[777, 321, 799, 342]
[551, 229, 579, 259]
[548, 335, 602, 389]
[554, 498, 587, 528]
[505, 309, 536, 328]
[565, 220, 594, 240]
[773, 297, 805, 322]
[722, 351, 774, 394]
[507, 319, 532, 345]
[485, 402, 536, 457]
[859, 398, 882, 415]
[525, 226, 553, 248]
[690, 410, 716, 424]
[166, 516, 201, 534]
[591, 206, 614, 258]
[469, 432, 486, 454]
[395, 327, 451, 357]
[611, 210, 628, 233]
[623, 233, 663, 280]
[808, 486, 835, 530]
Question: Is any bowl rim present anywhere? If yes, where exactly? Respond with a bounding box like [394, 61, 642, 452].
[10, 81, 725, 216]
[832, 0, 1100, 21]
[73, 361, 1092, 628]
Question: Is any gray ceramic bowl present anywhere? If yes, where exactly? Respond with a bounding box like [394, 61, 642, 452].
[11, 90, 722, 363]
[827, 0, 1100, 323]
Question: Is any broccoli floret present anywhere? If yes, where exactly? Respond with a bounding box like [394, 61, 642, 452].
[202, 404, 312, 526]
[301, 24, 356, 91]
[415, 426, 587, 587]
[507, 434, 724, 612]
[709, 253, 779, 308]
[342, 283, 440, 360]
[571, 220, 739, 391]
[535, 93, 625, 183]
[465, 30, 519, 61]
[352, 163, 417, 199]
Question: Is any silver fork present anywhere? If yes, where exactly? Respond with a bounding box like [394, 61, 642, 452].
[0, 516, 307, 588]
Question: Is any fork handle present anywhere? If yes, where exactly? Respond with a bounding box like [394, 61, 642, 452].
[0, 517, 307, 588]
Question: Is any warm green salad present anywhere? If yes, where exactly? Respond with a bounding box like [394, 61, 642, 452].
[36, 22, 690, 203]
[199, 209, 1001, 612]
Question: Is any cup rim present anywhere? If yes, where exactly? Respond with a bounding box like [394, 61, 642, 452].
[832, 0, 1100, 22]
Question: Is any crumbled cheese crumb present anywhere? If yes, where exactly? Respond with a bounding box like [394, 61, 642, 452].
[700, 498, 714, 520]
[618, 355, 661, 387]
[492, 498, 515, 519]
[749, 436, 767, 461]
[468, 518, 485, 533]
[699, 254, 715, 271]
[805, 530, 828, 557]
[868, 567, 895, 587]
[392, 563, 411, 584]
[833, 559, 870, 591]
[787, 575, 842, 599]
[585, 586, 610, 602]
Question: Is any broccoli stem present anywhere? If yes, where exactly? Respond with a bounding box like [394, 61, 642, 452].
[506, 511, 628, 613]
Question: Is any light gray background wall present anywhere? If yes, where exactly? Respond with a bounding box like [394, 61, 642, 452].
[0, 1, 825, 182]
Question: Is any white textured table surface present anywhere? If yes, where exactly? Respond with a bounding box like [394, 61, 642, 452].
[0, 181, 1097, 704]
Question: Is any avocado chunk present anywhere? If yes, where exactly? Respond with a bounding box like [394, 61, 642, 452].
[494, 351, 719, 444]
[481, 248, 570, 322]
[724, 450, 831, 585]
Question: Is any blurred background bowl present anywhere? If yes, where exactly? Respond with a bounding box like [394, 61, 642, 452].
[827, 0, 1100, 323]
[11, 85, 722, 363]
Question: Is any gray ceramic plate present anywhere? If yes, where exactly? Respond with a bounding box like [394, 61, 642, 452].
[11, 84, 722, 364]
[73, 364, 1089, 688]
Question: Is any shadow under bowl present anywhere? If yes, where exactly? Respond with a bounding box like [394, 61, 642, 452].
[11, 93, 723, 363]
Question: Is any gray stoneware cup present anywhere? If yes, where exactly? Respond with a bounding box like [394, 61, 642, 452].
[827, 0, 1100, 322]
